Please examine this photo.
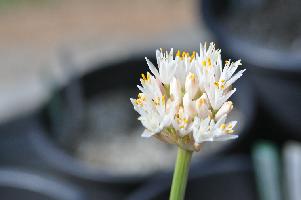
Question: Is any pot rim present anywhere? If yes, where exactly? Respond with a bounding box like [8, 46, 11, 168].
[0, 167, 84, 200]
[201, 0, 301, 74]
[32, 54, 255, 184]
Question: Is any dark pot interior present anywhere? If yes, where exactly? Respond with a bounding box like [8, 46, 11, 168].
[201, 0, 301, 136]
[127, 155, 258, 200]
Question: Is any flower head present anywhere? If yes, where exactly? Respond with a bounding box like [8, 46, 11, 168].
[130, 42, 245, 151]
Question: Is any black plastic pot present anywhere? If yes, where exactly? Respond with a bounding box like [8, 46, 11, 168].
[0, 168, 86, 200]
[201, 0, 301, 137]
[127, 155, 258, 200]
[0, 52, 255, 199]
[39, 53, 255, 195]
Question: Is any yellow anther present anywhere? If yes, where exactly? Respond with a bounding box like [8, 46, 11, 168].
[214, 81, 220, 87]
[191, 51, 196, 58]
[138, 93, 144, 99]
[183, 118, 189, 124]
[176, 50, 181, 57]
[182, 51, 190, 58]
[189, 51, 196, 62]
[199, 98, 206, 105]
[202, 60, 207, 66]
[162, 95, 166, 104]
[135, 93, 146, 106]
[141, 72, 151, 82]
[214, 80, 225, 90]
[207, 58, 212, 66]
[220, 123, 226, 129]
[180, 125, 185, 129]
[226, 129, 234, 134]
[189, 73, 196, 80]
[135, 99, 143, 106]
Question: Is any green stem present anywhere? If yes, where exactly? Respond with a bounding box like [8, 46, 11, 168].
[169, 147, 193, 200]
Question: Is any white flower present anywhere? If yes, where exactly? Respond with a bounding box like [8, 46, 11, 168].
[193, 114, 238, 143]
[195, 93, 211, 119]
[215, 101, 233, 121]
[170, 77, 182, 104]
[145, 48, 177, 85]
[131, 42, 245, 151]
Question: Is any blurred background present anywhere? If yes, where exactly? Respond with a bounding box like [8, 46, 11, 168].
[0, 0, 300, 199]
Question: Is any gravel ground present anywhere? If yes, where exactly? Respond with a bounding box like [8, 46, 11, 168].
[68, 88, 243, 175]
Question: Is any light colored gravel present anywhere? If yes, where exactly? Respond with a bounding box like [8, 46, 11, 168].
[73, 89, 243, 176]
[75, 89, 177, 175]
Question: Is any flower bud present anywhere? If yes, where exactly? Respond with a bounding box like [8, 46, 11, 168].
[183, 93, 197, 117]
[195, 93, 210, 119]
[215, 101, 233, 121]
[185, 72, 198, 98]
[170, 77, 182, 103]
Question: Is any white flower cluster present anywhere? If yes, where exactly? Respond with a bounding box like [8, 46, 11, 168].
[131, 43, 245, 151]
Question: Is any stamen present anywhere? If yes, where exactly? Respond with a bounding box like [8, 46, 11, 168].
[226, 129, 234, 134]
[189, 51, 196, 62]
[135, 93, 146, 106]
[220, 123, 226, 129]
[182, 51, 186, 58]
[162, 95, 166, 104]
[141, 72, 151, 83]
[199, 98, 206, 105]
[214, 80, 225, 90]
[214, 81, 219, 87]
[147, 72, 151, 80]
[189, 73, 195, 80]
[191, 51, 196, 59]
[207, 58, 212, 66]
